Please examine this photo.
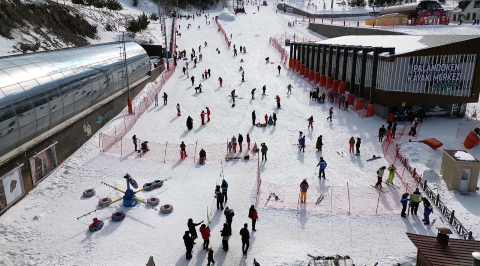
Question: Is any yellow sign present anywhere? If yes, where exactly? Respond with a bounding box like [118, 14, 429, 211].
[402, 102, 406, 107]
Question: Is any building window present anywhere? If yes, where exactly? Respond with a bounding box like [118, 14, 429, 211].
[474, 1, 480, 8]
[467, 13, 471, 20]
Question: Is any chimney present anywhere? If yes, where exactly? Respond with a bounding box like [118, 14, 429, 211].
[473, 252, 480, 266]
[436, 228, 452, 247]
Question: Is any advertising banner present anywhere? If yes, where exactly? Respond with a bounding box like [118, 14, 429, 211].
[29, 144, 58, 186]
[0, 166, 25, 215]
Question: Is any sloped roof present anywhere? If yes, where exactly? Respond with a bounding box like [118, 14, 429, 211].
[406, 232, 480, 266]
[379, 1, 443, 15]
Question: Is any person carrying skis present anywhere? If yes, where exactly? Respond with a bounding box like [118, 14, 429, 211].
[300, 179, 309, 203]
[316, 135, 323, 152]
[252, 110, 256, 125]
[201, 110, 206, 125]
[251, 88, 256, 99]
[224, 207, 235, 233]
[239, 223, 250, 255]
[262, 85, 266, 95]
[265, 57, 269, 63]
[220, 223, 230, 251]
[191, 76, 195, 86]
[276, 95, 281, 108]
[277, 65, 281, 74]
[317, 157, 327, 178]
[286, 84, 293, 94]
[356, 137, 361, 155]
[180, 141, 187, 159]
[207, 248, 214, 265]
[410, 188, 422, 215]
[422, 198, 433, 225]
[183, 231, 194, 260]
[386, 164, 397, 184]
[206, 107, 211, 122]
[177, 103, 181, 116]
[308, 115, 314, 129]
[378, 125, 387, 142]
[261, 143, 268, 161]
[264, 114, 268, 124]
[248, 205, 258, 231]
[218, 77, 223, 87]
[154, 94, 158, 107]
[242, 71, 245, 82]
[199, 148, 207, 164]
[132, 135, 138, 151]
[215, 185, 224, 210]
[327, 107, 333, 121]
[391, 121, 398, 139]
[221, 179, 228, 203]
[238, 134, 244, 152]
[400, 193, 410, 218]
[199, 224, 211, 250]
[186, 116, 193, 130]
[163, 92, 168, 105]
[247, 133, 251, 149]
[273, 112, 277, 126]
[375, 166, 386, 187]
[187, 218, 204, 243]
[298, 135, 305, 152]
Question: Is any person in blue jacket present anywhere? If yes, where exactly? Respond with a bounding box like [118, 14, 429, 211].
[299, 135, 306, 152]
[221, 179, 228, 203]
[422, 198, 433, 225]
[316, 157, 327, 179]
[400, 193, 409, 218]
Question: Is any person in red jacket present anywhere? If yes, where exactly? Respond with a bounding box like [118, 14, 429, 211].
[206, 107, 211, 122]
[264, 114, 268, 124]
[218, 77, 223, 87]
[201, 110, 205, 125]
[276, 95, 281, 108]
[199, 224, 211, 250]
[180, 141, 187, 159]
[387, 113, 394, 128]
[248, 205, 258, 231]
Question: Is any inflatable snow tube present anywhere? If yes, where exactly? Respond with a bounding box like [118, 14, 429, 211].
[160, 204, 173, 213]
[83, 188, 95, 197]
[89, 221, 104, 232]
[129, 178, 138, 189]
[147, 197, 160, 206]
[143, 180, 164, 191]
[464, 131, 480, 149]
[111, 211, 126, 221]
[99, 197, 112, 207]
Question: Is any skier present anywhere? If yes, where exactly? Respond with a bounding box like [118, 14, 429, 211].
[202, 73, 205, 80]
[215, 185, 224, 210]
[286, 84, 293, 94]
[344, 98, 349, 110]
[262, 85, 266, 95]
[231, 135, 237, 149]
[321, 92, 326, 103]
[132, 135, 138, 151]
[234, 48, 237, 56]
[298, 131, 304, 146]
[252, 110, 256, 125]
[254, 259, 260, 266]
[386, 164, 396, 184]
[186, 116, 193, 130]
[265, 57, 269, 63]
[208, 69, 211, 78]
[317, 157, 327, 178]
[201, 110, 206, 125]
[276, 95, 281, 108]
[277, 65, 281, 74]
[207, 248, 214, 265]
[221, 179, 228, 203]
[187, 218, 203, 242]
[191, 76, 195, 86]
[183, 231, 194, 260]
[199, 148, 207, 164]
[400, 193, 410, 218]
[242, 71, 245, 82]
[177, 103, 181, 116]
[199, 45, 201, 53]
[299, 135, 306, 152]
[316, 135, 323, 152]
[232, 139, 237, 153]
[308, 116, 314, 129]
[247, 133, 251, 149]
[163, 92, 168, 105]
[231, 89, 236, 98]
[261, 143, 268, 161]
[220, 223, 230, 251]
[243, 47, 246, 53]
[199, 53, 203, 61]
[409, 118, 419, 136]
[218, 77, 223, 87]
[239, 223, 250, 255]
[327, 107, 333, 121]
[349, 137, 355, 153]
[422, 198, 433, 225]
[240, 45, 242, 52]
[410, 188, 422, 215]
[224, 207, 235, 233]
[355, 137, 361, 155]
[204, 70, 208, 79]
[194, 57, 197, 67]
[183, 66, 186, 75]
[180, 141, 187, 159]
[273, 112, 277, 126]
[227, 142, 232, 153]
[200, 224, 210, 250]
[387, 113, 394, 128]
[206, 107, 211, 122]
[205, 41, 207, 47]
[248, 205, 258, 231]
[154, 94, 158, 107]
[300, 179, 309, 203]
[238, 133, 244, 152]
[391, 122, 398, 139]
[251, 88, 256, 99]
[374, 166, 386, 187]
[378, 125, 387, 142]
[264, 114, 268, 124]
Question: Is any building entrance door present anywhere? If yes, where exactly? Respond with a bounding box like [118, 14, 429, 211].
[459, 169, 471, 192]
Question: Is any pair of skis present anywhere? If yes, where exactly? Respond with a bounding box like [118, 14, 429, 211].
[315, 194, 325, 205]
[265, 192, 283, 206]
[382, 182, 400, 189]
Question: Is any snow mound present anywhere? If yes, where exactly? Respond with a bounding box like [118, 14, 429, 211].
[400, 142, 442, 173]
[454, 151, 476, 161]
[217, 8, 236, 21]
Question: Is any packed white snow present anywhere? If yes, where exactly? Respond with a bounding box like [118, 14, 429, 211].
[454, 151, 477, 161]
[217, 8, 236, 22]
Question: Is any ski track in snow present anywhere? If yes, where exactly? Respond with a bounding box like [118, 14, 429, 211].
[1, 2, 479, 266]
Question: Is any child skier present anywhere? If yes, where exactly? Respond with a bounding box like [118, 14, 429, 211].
[375, 166, 386, 187]
[327, 107, 333, 121]
[308, 116, 314, 129]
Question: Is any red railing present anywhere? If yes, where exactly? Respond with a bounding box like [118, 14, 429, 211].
[215, 18, 230, 50]
[268, 37, 288, 67]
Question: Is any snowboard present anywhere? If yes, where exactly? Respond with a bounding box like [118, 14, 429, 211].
[366, 155, 382, 161]
[315, 195, 325, 205]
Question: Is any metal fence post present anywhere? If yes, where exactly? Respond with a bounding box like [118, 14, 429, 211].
[449, 210, 455, 224]
[435, 193, 440, 206]
[424, 179, 428, 190]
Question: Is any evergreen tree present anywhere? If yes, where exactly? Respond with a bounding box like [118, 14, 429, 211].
[72, 0, 85, 4]
[138, 12, 150, 30]
[149, 13, 159, 21]
[106, 0, 123, 10]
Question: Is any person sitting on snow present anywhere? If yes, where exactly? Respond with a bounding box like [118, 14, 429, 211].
[268, 115, 274, 125]
[199, 149, 207, 164]
[141, 141, 150, 153]
[240, 59, 244, 63]
[252, 143, 259, 153]
[239, 66, 243, 71]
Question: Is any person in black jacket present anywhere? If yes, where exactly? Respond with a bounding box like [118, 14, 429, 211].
[215, 185, 224, 210]
[356, 137, 361, 155]
[238, 134, 244, 152]
[252, 110, 256, 125]
[224, 207, 235, 234]
[191, 76, 195, 86]
[273, 112, 277, 126]
[183, 231, 194, 259]
[220, 223, 230, 251]
[187, 116, 193, 130]
[187, 218, 203, 242]
[239, 223, 250, 255]
[378, 125, 387, 142]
